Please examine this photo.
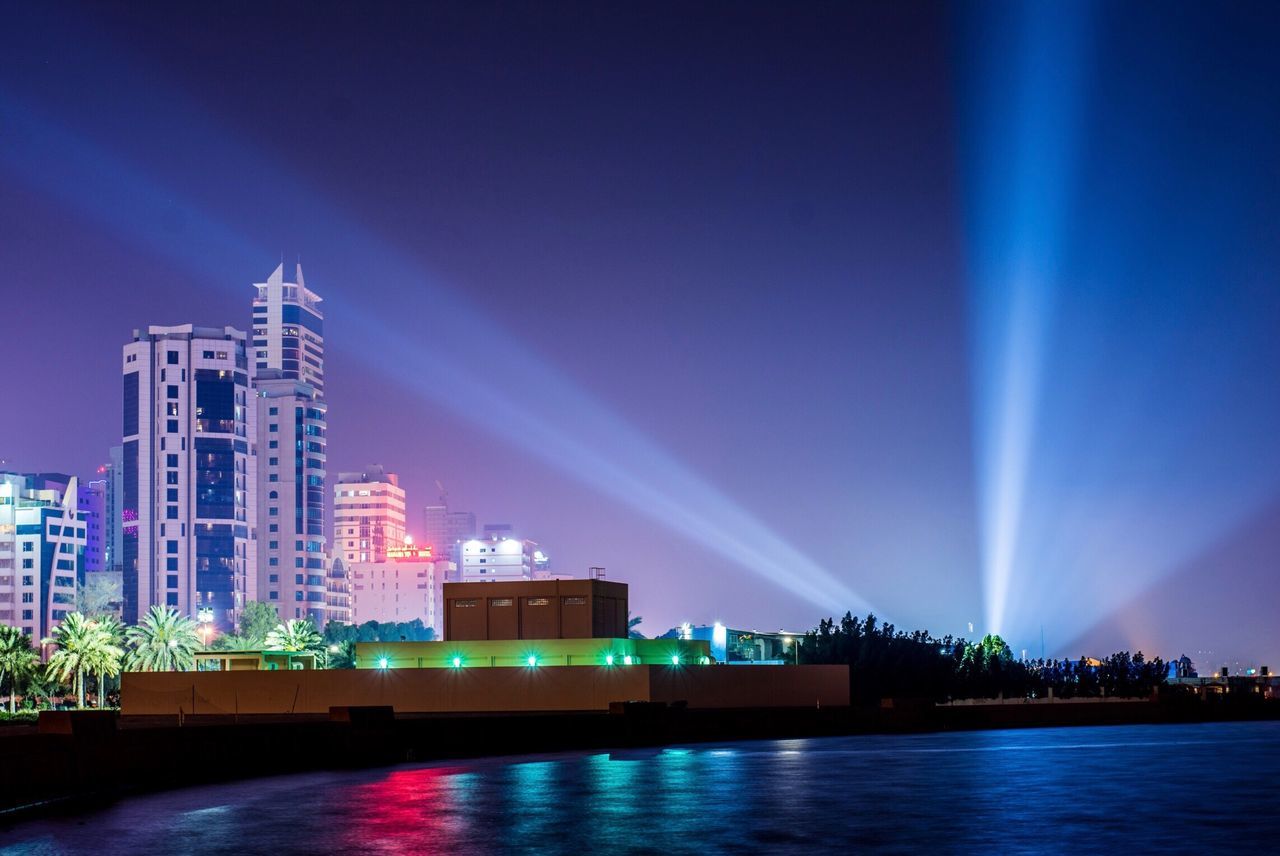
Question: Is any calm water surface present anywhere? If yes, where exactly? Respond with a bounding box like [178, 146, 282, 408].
[2, 721, 1276, 854]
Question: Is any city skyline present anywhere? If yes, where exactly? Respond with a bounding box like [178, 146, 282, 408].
[4, 2, 1280, 664]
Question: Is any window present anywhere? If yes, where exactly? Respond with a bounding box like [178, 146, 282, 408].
[491, 598, 514, 607]
[21, 559, 32, 570]
[269, 407, 278, 416]
[167, 472, 178, 485]
[454, 599, 478, 608]
[269, 524, 278, 533]
[167, 575, 179, 588]
[295, 591, 303, 601]
[167, 454, 179, 467]
[21, 542, 32, 552]
[167, 488, 179, 502]
[166, 558, 178, 571]
[167, 385, 179, 399]
[21, 609, 32, 621]
[168, 541, 178, 553]
[269, 540, 278, 549]
[216, 351, 228, 359]
[268, 507, 278, 516]
[268, 574, 278, 583]
[269, 474, 278, 482]
[268, 440, 278, 449]
[21, 592, 33, 603]
[526, 598, 551, 607]
[166, 592, 178, 605]
[268, 457, 278, 466]
[269, 558, 279, 566]
[269, 591, 278, 600]
[167, 351, 180, 365]
[167, 506, 179, 520]
[21, 575, 32, 586]
[203, 350, 214, 359]
[269, 424, 278, 433]
[167, 419, 179, 433]
[563, 596, 587, 606]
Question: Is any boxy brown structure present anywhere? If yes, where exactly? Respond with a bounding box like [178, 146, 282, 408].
[444, 579, 628, 641]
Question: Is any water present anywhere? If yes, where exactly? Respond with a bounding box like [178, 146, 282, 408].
[2, 721, 1277, 854]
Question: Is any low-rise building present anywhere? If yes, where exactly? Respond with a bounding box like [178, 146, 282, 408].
[348, 546, 448, 635]
[444, 578, 628, 641]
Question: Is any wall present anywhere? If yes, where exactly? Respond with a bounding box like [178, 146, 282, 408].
[120, 664, 850, 715]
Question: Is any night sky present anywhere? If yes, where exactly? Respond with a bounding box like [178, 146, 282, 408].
[3, 2, 1279, 666]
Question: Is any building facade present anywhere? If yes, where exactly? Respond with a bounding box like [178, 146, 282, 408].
[443, 579, 629, 641]
[458, 529, 539, 583]
[334, 466, 406, 565]
[251, 262, 325, 392]
[122, 325, 256, 631]
[254, 370, 329, 626]
[423, 503, 475, 567]
[348, 546, 447, 634]
[79, 478, 107, 574]
[0, 474, 85, 640]
[105, 445, 124, 572]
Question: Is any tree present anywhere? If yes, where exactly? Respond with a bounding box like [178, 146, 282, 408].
[125, 605, 201, 672]
[44, 612, 122, 708]
[237, 601, 280, 648]
[0, 626, 39, 714]
[265, 619, 324, 656]
[77, 573, 123, 617]
[90, 616, 126, 708]
[328, 639, 358, 670]
[628, 613, 645, 640]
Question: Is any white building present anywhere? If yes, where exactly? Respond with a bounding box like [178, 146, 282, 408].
[122, 325, 256, 632]
[251, 263, 325, 392]
[0, 474, 85, 640]
[254, 371, 329, 625]
[348, 546, 448, 634]
[458, 530, 540, 582]
[334, 466, 405, 565]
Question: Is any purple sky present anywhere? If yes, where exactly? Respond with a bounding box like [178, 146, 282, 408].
[3, 2, 1279, 667]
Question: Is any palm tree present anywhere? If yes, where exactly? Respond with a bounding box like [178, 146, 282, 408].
[628, 612, 645, 640]
[43, 611, 118, 708]
[125, 605, 201, 672]
[0, 626, 39, 714]
[89, 616, 125, 708]
[265, 619, 325, 665]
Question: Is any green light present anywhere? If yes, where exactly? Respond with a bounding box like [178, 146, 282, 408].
[605, 654, 614, 666]
[451, 656, 463, 668]
[377, 657, 389, 670]
[527, 655, 538, 667]
[671, 655, 680, 665]
[623, 655, 633, 665]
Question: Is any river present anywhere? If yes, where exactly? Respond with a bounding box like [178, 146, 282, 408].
[2, 721, 1276, 854]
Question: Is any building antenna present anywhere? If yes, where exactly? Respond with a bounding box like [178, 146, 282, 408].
[436, 479, 448, 505]
[1040, 625, 1046, 661]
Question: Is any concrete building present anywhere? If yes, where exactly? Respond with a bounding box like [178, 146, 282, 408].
[254, 370, 328, 626]
[325, 557, 351, 626]
[663, 623, 805, 665]
[251, 262, 324, 392]
[423, 503, 475, 567]
[79, 478, 107, 575]
[0, 474, 85, 640]
[334, 466, 405, 565]
[458, 529, 541, 583]
[444, 579, 629, 641]
[104, 446, 124, 572]
[122, 325, 256, 631]
[348, 546, 448, 634]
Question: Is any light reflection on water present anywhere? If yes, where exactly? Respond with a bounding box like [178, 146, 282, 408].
[1, 721, 1277, 855]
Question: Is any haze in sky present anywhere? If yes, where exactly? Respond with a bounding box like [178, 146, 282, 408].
[3, 2, 1279, 665]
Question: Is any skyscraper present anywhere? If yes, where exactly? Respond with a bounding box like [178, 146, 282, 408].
[334, 466, 406, 565]
[79, 478, 107, 574]
[251, 263, 324, 391]
[254, 370, 329, 625]
[122, 325, 256, 631]
[251, 263, 336, 626]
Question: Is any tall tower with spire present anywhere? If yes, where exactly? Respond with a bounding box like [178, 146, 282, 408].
[251, 263, 324, 392]
[251, 263, 334, 626]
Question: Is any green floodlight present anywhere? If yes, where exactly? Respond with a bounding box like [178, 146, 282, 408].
[451, 656, 463, 668]
[527, 655, 539, 668]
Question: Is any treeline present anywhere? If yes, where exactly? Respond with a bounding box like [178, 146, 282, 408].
[801, 613, 1166, 704]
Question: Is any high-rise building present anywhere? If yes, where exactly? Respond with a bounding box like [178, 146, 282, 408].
[122, 325, 256, 631]
[423, 503, 476, 567]
[334, 466, 406, 565]
[251, 263, 339, 627]
[254, 370, 328, 625]
[0, 473, 85, 639]
[105, 445, 124, 572]
[79, 478, 107, 574]
[251, 263, 324, 392]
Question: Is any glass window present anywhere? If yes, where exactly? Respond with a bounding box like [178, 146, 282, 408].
[167, 454, 179, 467]
[167, 351, 180, 365]
[167, 384, 179, 399]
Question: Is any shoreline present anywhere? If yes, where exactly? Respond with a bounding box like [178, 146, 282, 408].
[2, 697, 1276, 825]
